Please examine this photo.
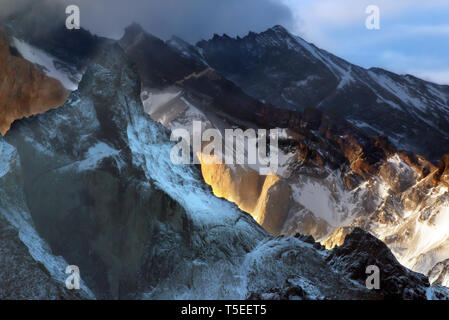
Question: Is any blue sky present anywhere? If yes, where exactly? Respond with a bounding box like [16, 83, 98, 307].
[281, 0, 449, 84]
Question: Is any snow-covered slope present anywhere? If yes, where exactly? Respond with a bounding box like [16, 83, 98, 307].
[195, 25, 449, 162]
[11, 37, 80, 90]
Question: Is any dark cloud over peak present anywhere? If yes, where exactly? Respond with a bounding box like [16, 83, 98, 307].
[1, 0, 293, 43]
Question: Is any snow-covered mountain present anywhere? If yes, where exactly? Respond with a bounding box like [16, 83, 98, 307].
[118, 24, 449, 289]
[192, 25, 449, 163]
[1, 1, 449, 299]
[1, 32, 447, 299]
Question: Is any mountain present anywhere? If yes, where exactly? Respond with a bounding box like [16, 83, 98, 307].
[0, 0, 99, 70]
[119, 23, 204, 89]
[2, 3, 449, 299]
[193, 25, 449, 163]
[2, 41, 262, 299]
[1, 32, 447, 299]
[117, 24, 449, 288]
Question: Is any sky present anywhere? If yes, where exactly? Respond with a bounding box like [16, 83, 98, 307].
[3, 0, 449, 84]
[281, 0, 449, 85]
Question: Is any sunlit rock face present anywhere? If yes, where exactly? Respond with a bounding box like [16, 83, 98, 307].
[0, 30, 69, 135]
[323, 227, 355, 250]
[199, 155, 291, 234]
[199, 154, 263, 214]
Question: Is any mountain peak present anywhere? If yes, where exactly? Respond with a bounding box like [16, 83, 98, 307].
[168, 35, 190, 46]
[78, 42, 141, 110]
[124, 22, 145, 34]
[270, 24, 289, 34]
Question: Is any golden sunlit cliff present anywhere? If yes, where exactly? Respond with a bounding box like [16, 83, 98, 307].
[199, 153, 291, 234]
[0, 30, 69, 135]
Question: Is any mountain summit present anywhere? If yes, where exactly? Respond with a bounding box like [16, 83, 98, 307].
[193, 25, 449, 162]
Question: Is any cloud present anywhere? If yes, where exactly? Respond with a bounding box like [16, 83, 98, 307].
[411, 70, 449, 85]
[282, 0, 449, 29]
[280, 0, 449, 45]
[47, 0, 293, 43]
[0, 0, 35, 18]
[399, 24, 449, 35]
[378, 51, 449, 85]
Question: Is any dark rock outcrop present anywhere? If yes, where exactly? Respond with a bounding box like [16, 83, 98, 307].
[248, 228, 448, 300]
[119, 23, 204, 89]
[327, 228, 433, 299]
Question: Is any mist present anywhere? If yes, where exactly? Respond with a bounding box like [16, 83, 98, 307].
[1, 0, 294, 43]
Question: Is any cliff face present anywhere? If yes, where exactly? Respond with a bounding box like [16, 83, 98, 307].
[0, 30, 69, 135]
[200, 156, 291, 234]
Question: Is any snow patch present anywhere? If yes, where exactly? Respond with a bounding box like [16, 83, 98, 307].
[12, 37, 80, 90]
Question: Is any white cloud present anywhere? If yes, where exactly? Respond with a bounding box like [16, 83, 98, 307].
[281, 0, 449, 45]
[378, 51, 449, 85]
[409, 70, 449, 85]
[283, 0, 449, 28]
[399, 24, 449, 35]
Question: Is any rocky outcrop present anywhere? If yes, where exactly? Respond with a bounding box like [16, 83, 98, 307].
[199, 156, 291, 234]
[4, 43, 192, 299]
[248, 228, 448, 300]
[0, 30, 69, 135]
[326, 228, 438, 299]
[252, 175, 291, 234]
[199, 154, 265, 214]
[323, 226, 355, 250]
[428, 259, 449, 287]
